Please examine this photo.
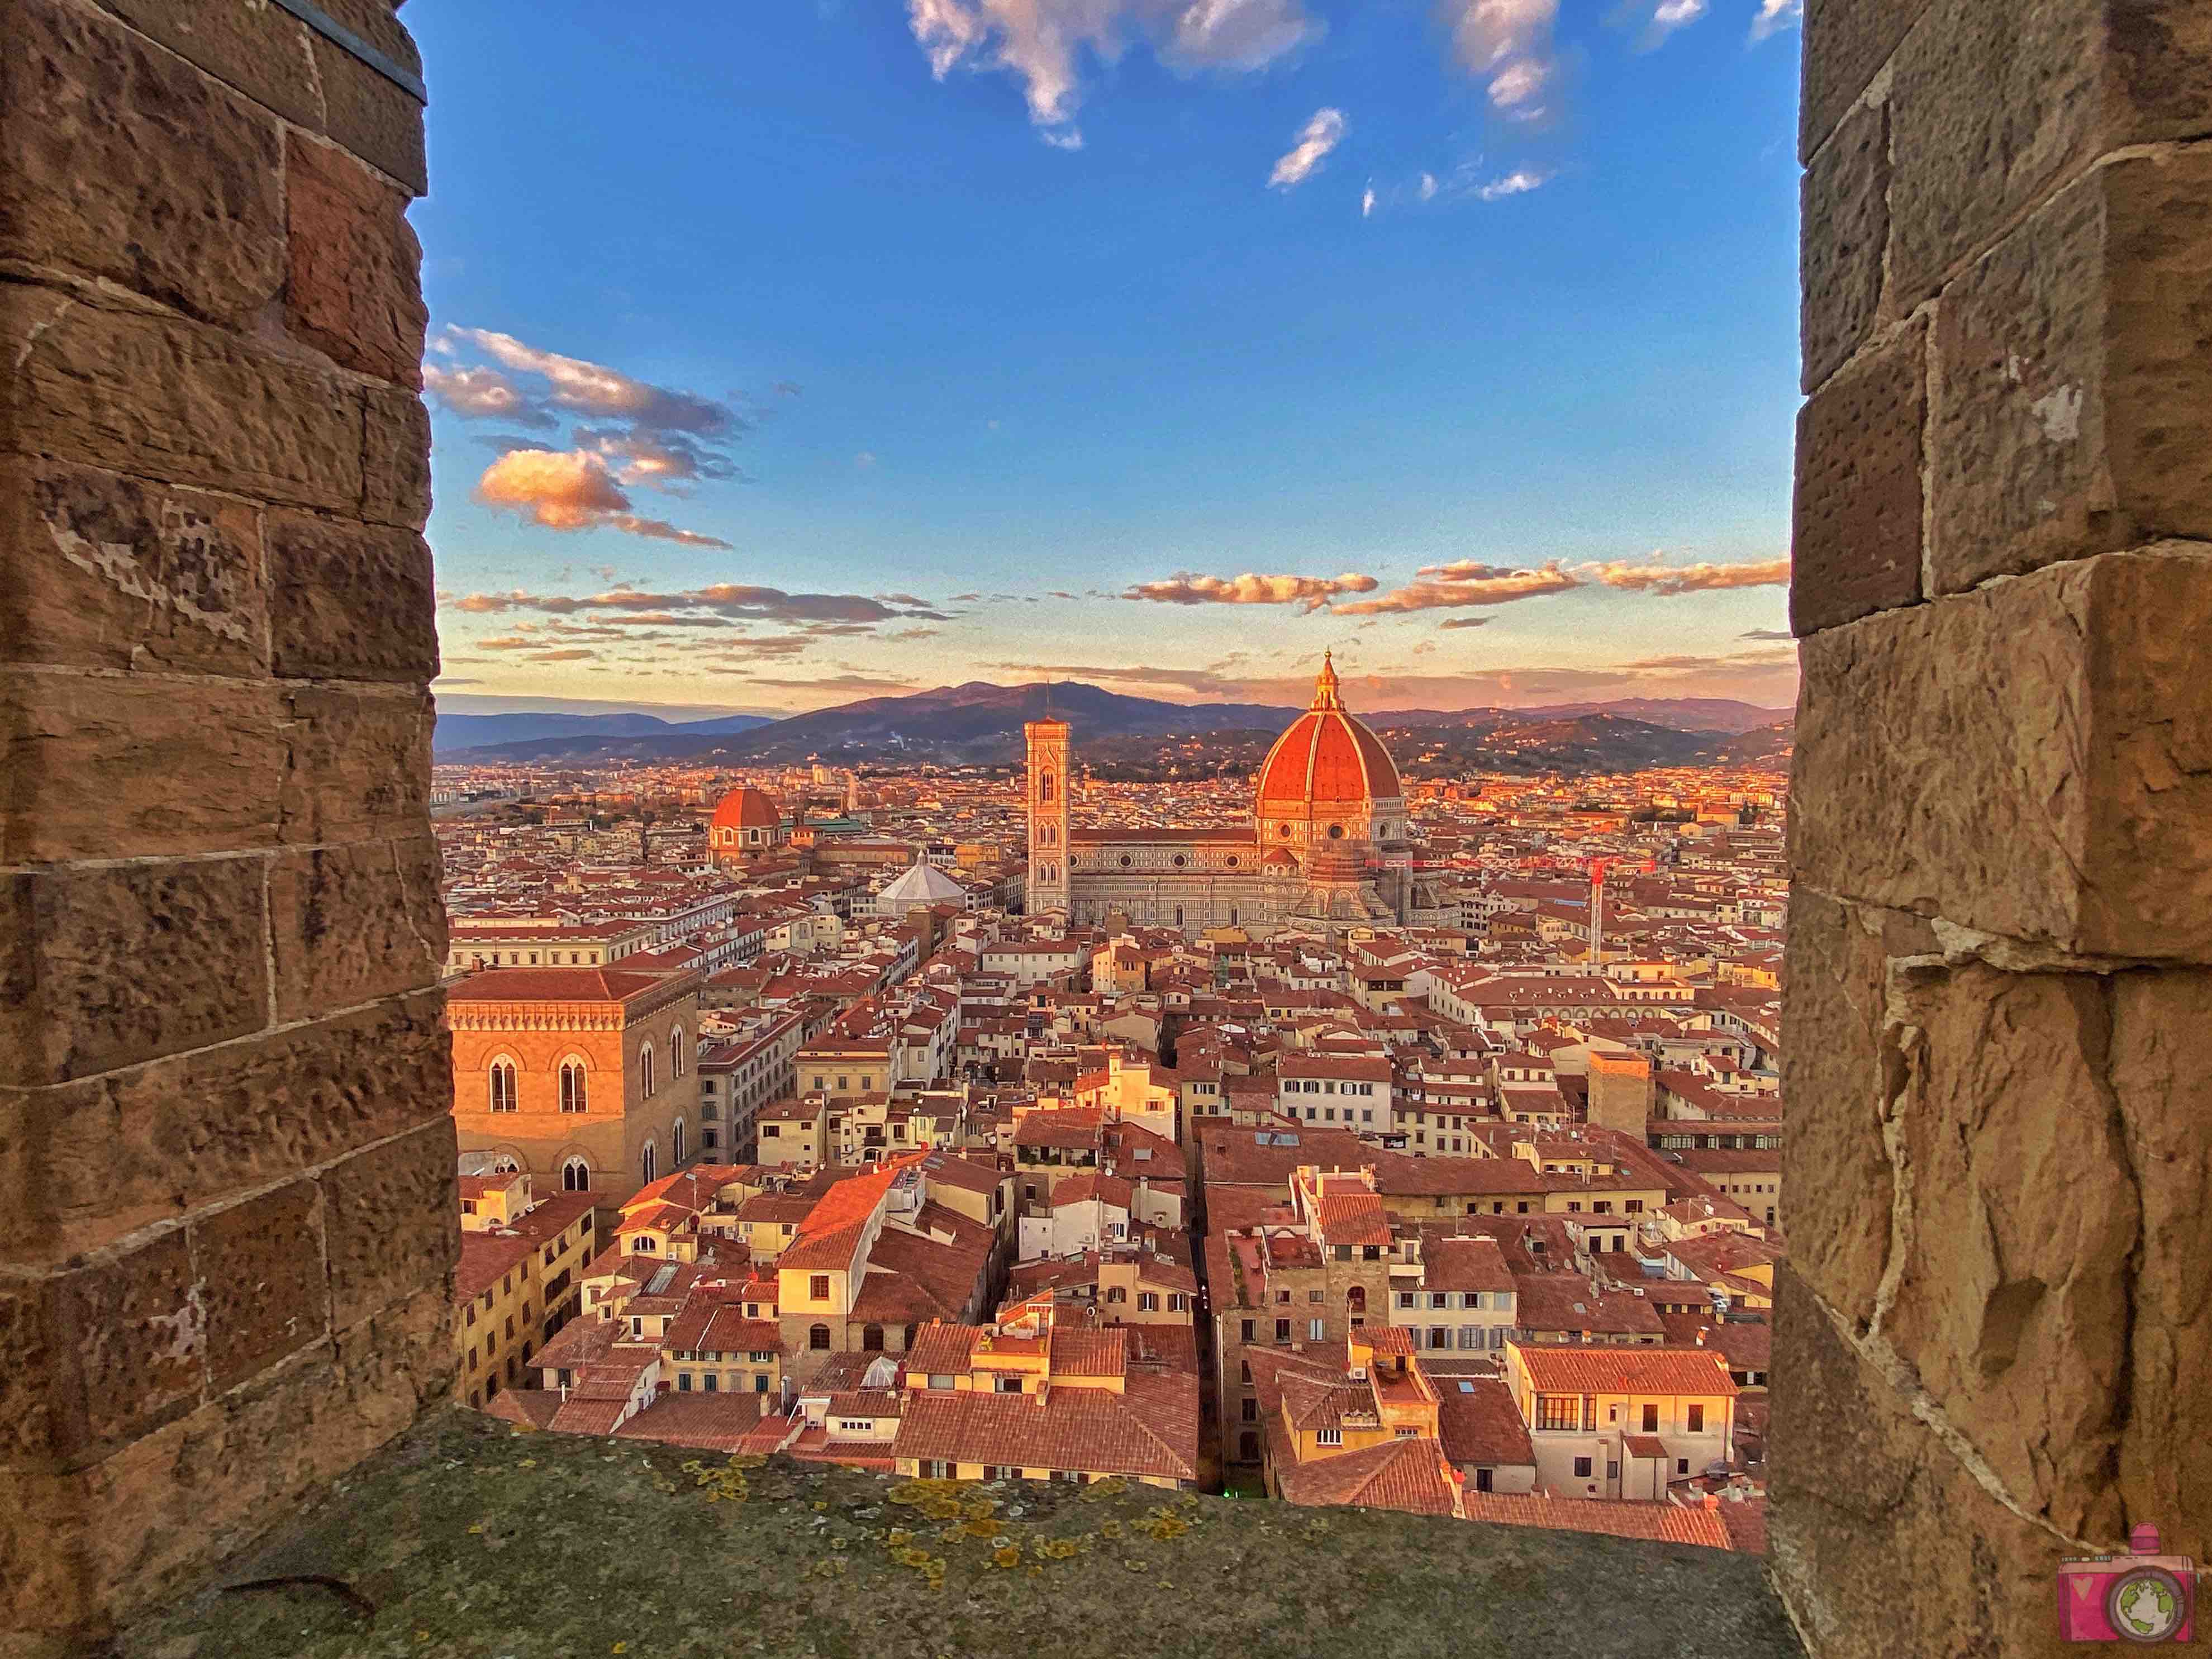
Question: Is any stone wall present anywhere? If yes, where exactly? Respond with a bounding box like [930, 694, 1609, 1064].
[0, 1, 451, 1649]
[1777, 2, 2212, 1652]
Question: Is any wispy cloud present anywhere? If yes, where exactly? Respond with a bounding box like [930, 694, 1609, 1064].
[1476, 168, 1548, 200]
[1439, 0, 1558, 117]
[422, 364, 555, 427]
[1644, 0, 1707, 46]
[1125, 571, 1379, 612]
[474, 450, 732, 546]
[909, 0, 1320, 148]
[1750, 0, 1801, 42]
[444, 584, 948, 627]
[1438, 616, 1492, 630]
[1361, 183, 1377, 218]
[1740, 628, 1794, 641]
[1270, 107, 1347, 189]
[1333, 560, 1582, 614]
[1583, 557, 1790, 594]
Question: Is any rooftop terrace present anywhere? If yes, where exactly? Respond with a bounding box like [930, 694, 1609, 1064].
[125, 1413, 1801, 1659]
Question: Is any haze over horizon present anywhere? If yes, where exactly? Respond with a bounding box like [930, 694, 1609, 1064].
[413, 1, 1804, 717]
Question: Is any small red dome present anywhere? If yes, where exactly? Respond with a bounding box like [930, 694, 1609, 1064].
[1254, 653, 1402, 819]
[711, 787, 781, 833]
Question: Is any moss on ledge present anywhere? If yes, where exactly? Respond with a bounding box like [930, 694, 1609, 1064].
[125, 1411, 1802, 1659]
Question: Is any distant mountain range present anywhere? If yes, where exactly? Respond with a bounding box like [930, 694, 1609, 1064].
[433, 709, 777, 754]
[435, 680, 1792, 777]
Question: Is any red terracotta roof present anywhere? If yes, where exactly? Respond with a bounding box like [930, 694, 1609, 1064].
[1512, 1344, 1739, 1397]
[1458, 1490, 1735, 1549]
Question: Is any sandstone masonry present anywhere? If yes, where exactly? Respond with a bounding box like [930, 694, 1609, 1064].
[0, 1, 450, 1650]
[1777, 2, 2212, 1653]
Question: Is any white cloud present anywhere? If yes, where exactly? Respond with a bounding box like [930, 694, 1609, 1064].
[1126, 571, 1380, 611]
[1361, 183, 1377, 218]
[1647, 0, 1707, 42]
[1750, 0, 1800, 41]
[1269, 107, 1347, 188]
[909, 0, 1320, 145]
[1476, 168, 1548, 200]
[1418, 172, 1439, 201]
[1439, 0, 1558, 116]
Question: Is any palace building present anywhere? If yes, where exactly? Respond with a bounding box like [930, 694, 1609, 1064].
[1027, 654, 1431, 937]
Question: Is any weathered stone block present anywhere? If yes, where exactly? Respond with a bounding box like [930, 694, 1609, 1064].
[87, 0, 324, 130]
[1801, 97, 1890, 392]
[0, 669, 286, 863]
[265, 511, 436, 682]
[318, 1120, 458, 1329]
[1930, 152, 2212, 593]
[332, 1283, 456, 1445]
[277, 686, 432, 846]
[0, 290, 363, 514]
[1878, 963, 2135, 1542]
[1790, 317, 1924, 635]
[269, 836, 444, 1021]
[1792, 545, 2212, 957]
[2106, 968, 2212, 1541]
[1778, 887, 1893, 1327]
[360, 383, 434, 530]
[193, 1181, 329, 1396]
[0, 457, 267, 677]
[0, 991, 449, 1265]
[44, 1229, 204, 1465]
[0, 858, 268, 1088]
[284, 132, 427, 387]
[313, 34, 427, 196]
[1769, 1266, 2077, 1658]
[1802, 0, 1934, 163]
[0, 0, 286, 325]
[1890, 0, 2212, 301]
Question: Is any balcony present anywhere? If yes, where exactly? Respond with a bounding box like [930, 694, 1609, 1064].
[122, 1412, 1802, 1658]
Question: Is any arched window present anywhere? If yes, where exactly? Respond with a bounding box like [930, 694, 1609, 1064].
[1347, 1285, 1367, 1313]
[559, 1059, 588, 1114]
[631, 1234, 658, 1253]
[1039, 771, 1055, 804]
[562, 1157, 591, 1192]
[488, 1060, 517, 1113]
[902, 1324, 919, 1349]
[640, 1141, 657, 1187]
[492, 1154, 520, 1174]
[639, 1043, 656, 1098]
[808, 1324, 831, 1351]
[673, 1119, 687, 1166]
[670, 1025, 688, 1078]
[1173, 905, 1185, 929]
[1040, 823, 1056, 847]
[862, 1324, 884, 1352]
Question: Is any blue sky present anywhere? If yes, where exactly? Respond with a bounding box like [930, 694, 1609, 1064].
[412, 0, 1804, 718]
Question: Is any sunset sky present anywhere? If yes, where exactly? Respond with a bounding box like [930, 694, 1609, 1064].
[410, 1, 1804, 719]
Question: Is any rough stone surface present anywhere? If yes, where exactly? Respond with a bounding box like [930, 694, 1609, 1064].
[42, 1228, 204, 1466]
[2106, 968, 2212, 1540]
[268, 836, 445, 1022]
[0, 290, 364, 515]
[0, 0, 286, 325]
[0, 857, 268, 1088]
[0, 669, 286, 863]
[1800, 97, 1890, 392]
[1931, 153, 2212, 592]
[284, 132, 427, 387]
[1878, 964, 2135, 1543]
[87, 0, 324, 130]
[1791, 546, 2212, 957]
[1889, 0, 2212, 302]
[116, 1414, 1803, 1659]
[312, 34, 429, 195]
[277, 686, 434, 847]
[1769, 1267, 2077, 1659]
[1802, 0, 1934, 161]
[265, 511, 437, 682]
[360, 382, 434, 529]
[1790, 317, 1925, 635]
[193, 1180, 330, 1396]
[0, 456, 267, 677]
[1777, 888, 1893, 1326]
[318, 1121, 459, 1330]
[0, 991, 450, 1266]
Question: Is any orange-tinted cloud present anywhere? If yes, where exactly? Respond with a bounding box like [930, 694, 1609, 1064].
[1332, 561, 1581, 614]
[473, 449, 731, 546]
[1584, 558, 1791, 594]
[1125, 571, 1379, 612]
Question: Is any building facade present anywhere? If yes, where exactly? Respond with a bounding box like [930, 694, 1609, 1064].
[1027, 655, 1431, 937]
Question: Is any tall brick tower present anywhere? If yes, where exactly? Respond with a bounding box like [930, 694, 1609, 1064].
[1025, 706, 1071, 918]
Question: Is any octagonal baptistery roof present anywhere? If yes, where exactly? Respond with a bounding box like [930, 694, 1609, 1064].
[1254, 653, 1404, 823]
[710, 786, 782, 833]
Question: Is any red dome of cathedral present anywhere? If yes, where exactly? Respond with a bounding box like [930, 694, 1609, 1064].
[710, 786, 782, 834]
[1253, 653, 1403, 824]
